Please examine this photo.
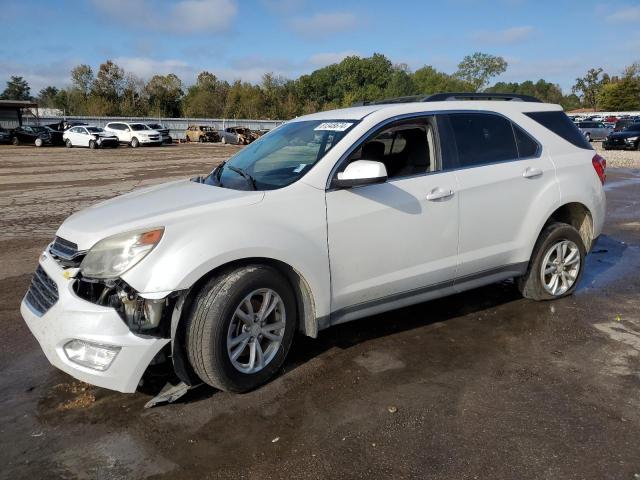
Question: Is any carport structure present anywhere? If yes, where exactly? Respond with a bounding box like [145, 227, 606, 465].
[0, 100, 38, 129]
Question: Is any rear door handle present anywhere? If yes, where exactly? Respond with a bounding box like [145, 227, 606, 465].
[523, 167, 543, 179]
[426, 188, 454, 201]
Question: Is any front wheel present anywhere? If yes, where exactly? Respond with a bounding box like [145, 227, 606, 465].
[130, 137, 139, 148]
[89, 139, 96, 149]
[65, 139, 73, 148]
[185, 265, 296, 392]
[518, 222, 586, 301]
[585, 133, 591, 142]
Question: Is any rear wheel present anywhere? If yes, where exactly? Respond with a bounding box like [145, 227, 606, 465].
[34, 138, 43, 147]
[130, 137, 140, 148]
[221, 136, 227, 144]
[185, 265, 296, 392]
[11, 136, 19, 146]
[518, 222, 586, 301]
[65, 139, 73, 148]
[199, 135, 206, 143]
[585, 133, 591, 142]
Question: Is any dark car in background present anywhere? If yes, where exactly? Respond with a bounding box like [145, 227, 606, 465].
[146, 123, 172, 144]
[614, 119, 637, 132]
[603, 123, 640, 150]
[11, 125, 62, 147]
[0, 126, 10, 143]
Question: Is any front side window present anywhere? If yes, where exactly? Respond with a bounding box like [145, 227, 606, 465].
[130, 124, 148, 131]
[205, 120, 356, 191]
[444, 113, 518, 167]
[341, 117, 438, 179]
[86, 127, 103, 133]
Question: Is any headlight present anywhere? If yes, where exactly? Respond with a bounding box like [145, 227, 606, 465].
[64, 339, 120, 371]
[625, 136, 638, 142]
[80, 227, 164, 279]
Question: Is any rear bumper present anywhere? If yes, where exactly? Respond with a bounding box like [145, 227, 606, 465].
[20, 252, 170, 393]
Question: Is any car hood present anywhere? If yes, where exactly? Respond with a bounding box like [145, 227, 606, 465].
[608, 131, 640, 139]
[57, 180, 265, 250]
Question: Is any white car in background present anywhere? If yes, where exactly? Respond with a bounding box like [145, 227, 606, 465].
[63, 126, 119, 149]
[21, 93, 606, 396]
[104, 122, 162, 147]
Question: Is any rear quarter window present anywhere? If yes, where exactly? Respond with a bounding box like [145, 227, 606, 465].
[526, 111, 593, 150]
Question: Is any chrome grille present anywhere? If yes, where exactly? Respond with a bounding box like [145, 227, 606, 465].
[25, 266, 59, 316]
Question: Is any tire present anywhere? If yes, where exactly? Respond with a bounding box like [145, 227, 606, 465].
[34, 138, 43, 147]
[585, 133, 591, 142]
[89, 140, 96, 149]
[130, 137, 139, 148]
[518, 222, 586, 301]
[199, 136, 206, 143]
[221, 136, 227, 144]
[11, 137, 19, 146]
[65, 139, 73, 148]
[185, 265, 296, 393]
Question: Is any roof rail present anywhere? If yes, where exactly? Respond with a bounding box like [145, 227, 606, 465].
[423, 92, 542, 103]
[353, 92, 542, 106]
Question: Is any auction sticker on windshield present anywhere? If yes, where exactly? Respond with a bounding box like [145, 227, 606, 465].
[314, 122, 354, 131]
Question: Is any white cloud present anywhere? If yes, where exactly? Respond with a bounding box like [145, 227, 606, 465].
[260, 0, 305, 13]
[606, 5, 640, 23]
[111, 57, 196, 80]
[472, 26, 534, 44]
[0, 60, 77, 93]
[91, 0, 237, 34]
[308, 50, 359, 67]
[289, 12, 358, 38]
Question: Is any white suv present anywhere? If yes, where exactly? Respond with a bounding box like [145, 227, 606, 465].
[104, 122, 162, 147]
[21, 93, 606, 394]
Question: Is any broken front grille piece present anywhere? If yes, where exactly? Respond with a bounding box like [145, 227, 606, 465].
[49, 236, 85, 267]
[25, 265, 59, 316]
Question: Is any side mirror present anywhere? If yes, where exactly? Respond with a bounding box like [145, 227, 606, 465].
[333, 160, 388, 188]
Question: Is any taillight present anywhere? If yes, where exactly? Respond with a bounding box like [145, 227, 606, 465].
[592, 154, 606, 184]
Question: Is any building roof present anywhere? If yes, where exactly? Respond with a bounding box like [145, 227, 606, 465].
[0, 100, 38, 109]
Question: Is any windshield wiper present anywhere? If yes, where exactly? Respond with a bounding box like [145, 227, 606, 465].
[227, 165, 257, 190]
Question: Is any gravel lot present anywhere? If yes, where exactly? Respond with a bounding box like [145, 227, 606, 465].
[594, 141, 640, 168]
[0, 144, 639, 479]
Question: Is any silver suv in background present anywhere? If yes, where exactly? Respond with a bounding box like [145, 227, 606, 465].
[576, 121, 612, 142]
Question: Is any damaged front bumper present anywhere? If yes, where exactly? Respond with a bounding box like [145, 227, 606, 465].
[20, 250, 171, 393]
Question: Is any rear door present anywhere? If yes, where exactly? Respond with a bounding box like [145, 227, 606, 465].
[437, 112, 558, 281]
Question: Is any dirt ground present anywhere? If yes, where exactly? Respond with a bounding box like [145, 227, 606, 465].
[0, 143, 639, 479]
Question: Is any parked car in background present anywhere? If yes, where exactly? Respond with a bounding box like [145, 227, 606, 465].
[0, 126, 10, 143]
[220, 126, 254, 145]
[21, 93, 606, 395]
[146, 123, 172, 144]
[104, 122, 162, 147]
[603, 123, 640, 150]
[614, 119, 637, 131]
[11, 125, 60, 147]
[63, 126, 119, 149]
[576, 121, 612, 141]
[47, 120, 88, 132]
[185, 125, 221, 143]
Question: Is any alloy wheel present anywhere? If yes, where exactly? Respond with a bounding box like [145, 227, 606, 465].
[540, 239, 581, 296]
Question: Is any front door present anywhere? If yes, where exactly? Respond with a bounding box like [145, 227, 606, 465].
[326, 116, 459, 323]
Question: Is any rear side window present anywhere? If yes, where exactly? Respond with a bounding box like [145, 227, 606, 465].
[446, 113, 518, 167]
[513, 125, 539, 158]
[526, 111, 592, 150]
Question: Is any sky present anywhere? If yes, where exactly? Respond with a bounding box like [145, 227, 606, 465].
[1, 0, 639, 94]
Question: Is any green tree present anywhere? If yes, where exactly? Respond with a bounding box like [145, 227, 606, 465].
[37, 86, 60, 107]
[597, 64, 640, 111]
[182, 71, 230, 118]
[572, 68, 606, 110]
[1, 76, 31, 100]
[455, 52, 507, 91]
[412, 66, 474, 94]
[91, 60, 125, 113]
[120, 74, 147, 116]
[144, 73, 183, 117]
[70, 65, 94, 96]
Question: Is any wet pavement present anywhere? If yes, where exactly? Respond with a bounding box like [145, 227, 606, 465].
[0, 145, 639, 479]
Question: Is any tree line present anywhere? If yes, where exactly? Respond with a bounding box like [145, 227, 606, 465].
[2, 52, 639, 119]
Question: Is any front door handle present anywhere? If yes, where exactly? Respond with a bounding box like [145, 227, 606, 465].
[523, 167, 543, 179]
[426, 188, 454, 201]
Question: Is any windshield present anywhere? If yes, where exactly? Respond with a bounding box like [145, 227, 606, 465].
[147, 124, 161, 129]
[86, 127, 103, 133]
[131, 124, 149, 131]
[32, 126, 47, 133]
[205, 120, 357, 190]
[623, 124, 640, 132]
